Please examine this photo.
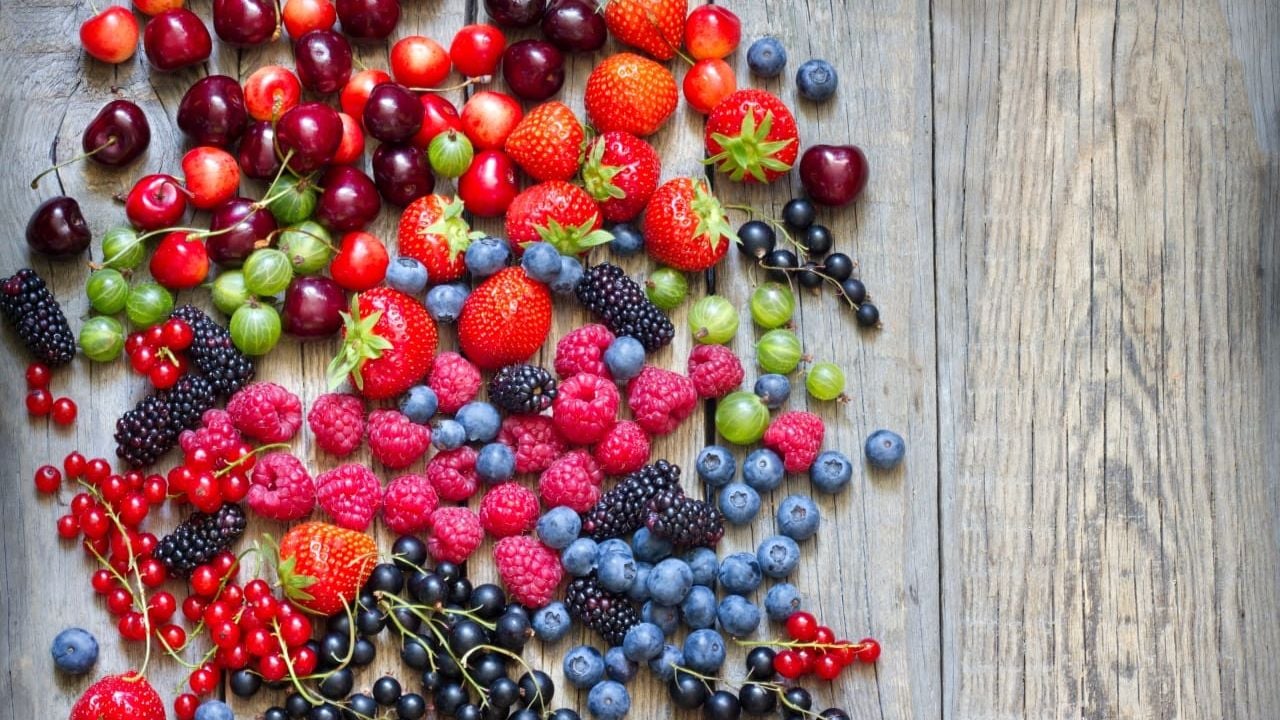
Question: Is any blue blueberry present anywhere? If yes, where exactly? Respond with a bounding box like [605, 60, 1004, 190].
[718, 482, 762, 525]
[648, 644, 683, 681]
[398, 385, 438, 424]
[809, 449, 853, 493]
[757, 534, 801, 578]
[536, 506, 581, 549]
[609, 223, 644, 255]
[642, 601, 680, 636]
[696, 446, 737, 487]
[717, 595, 761, 637]
[796, 58, 838, 101]
[550, 256, 584, 295]
[464, 236, 510, 277]
[385, 256, 429, 295]
[717, 552, 763, 595]
[622, 622, 665, 662]
[475, 442, 515, 483]
[587, 680, 631, 720]
[425, 283, 468, 323]
[764, 583, 803, 623]
[194, 700, 234, 720]
[628, 562, 653, 603]
[865, 429, 906, 470]
[631, 527, 673, 564]
[682, 628, 726, 674]
[563, 645, 606, 688]
[684, 547, 719, 588]
[603, 336, 645, 384]
[680, 585, 717, 629]
[753, 373, 791, 409]
[747, 36, 787, 78]
[521, 242, 563, 283]
[50, 627, 98, 675]
[597, 551, 638, 593]
[777, 494, 821, 541]
[455, 401, 501, 442]
[605, 646, 638, 683]
[561, 538, 599, 576]
[532, 602, 572, 642]
[646, 558, 694, 606]
[743, 449, 785, 492]
[597, 538, 633, 559]
[432, 419, 466, 450]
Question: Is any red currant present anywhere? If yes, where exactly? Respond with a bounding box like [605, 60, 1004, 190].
[149, 360, 181, 389]
[56, 514, 80, 539]
[253, 595, 282, 622]
[80, 507, 110, 539]
[814, 626, 836, 645]
[214, 551, 238, 576]
[220, 472, 251, 503]
[211, 620, 241, 649]
[174, 693, 199, 720]
[162, 317, 194, 349]
[814, 652, 843, 680]
[137, 532, 158, 556]
[786, 611, 819, 642]
[26, 388, 52, 415]
[123, 469, 145, 490]
[70, 493, 94, 516]
[25, 362, 51, 387]
[188, 665, 218, 695]
[118, 493, 150, 527]
[147, 591, 177, 622]
[139, 558, 167, 587]
[220, 583, 244, 606]
[64, 451, 87, 478]
[118, 611, 148, 641]
[217, 643, 250, 670]
[796, 648, 819, 675]
[101, 474, 128, 503]
[85, 457, 112, 485]
[130, 344, 157, 373]
[125, 332, 146, 356]
[143, 474, 169, 504]
[83, 535, 110, 557]
[854, 637, 881, 663]
[203, 600, 236, 627]
[106, 587, 134, 615]
[182, 595, 206, 622]
[245, 627, 274, 657]
[244, 578, 272, 603]
[51, 397, 77, 425]
[257, 653, 288, 682]
[277, 612, 312, 647]
[33, 465, 61, 494]
[191, 565, 221, 597]
[290, 644, 318, 676]
[775, 649, 804, 679]
[830, 640, 857, 666]
[91, 568, 117, 594]
[158, 623, 188, 651]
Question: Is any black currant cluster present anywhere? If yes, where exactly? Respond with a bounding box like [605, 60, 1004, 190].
[737, 198, 880, 328]
[667, 647, 851, 720]
[230, 536, 576, 720]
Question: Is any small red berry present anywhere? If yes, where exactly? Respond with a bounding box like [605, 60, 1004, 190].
[101, 474, 128, 503]
[814, 626, 836, 645]
[106, 587, 134, 615]
[33, 465, 61, 494]
[149, 360, 181, 389]
[244, 578, 271, 603]
[80, 507, 110, 539]
[70, 493, 94, 516]
[163, 317, 194, 349]
[277, 612, 312, 647]
[91, 568, 116, 594]
[785, 611, 819, 642]
[217, 643, 251, 670]
[64, 451, 87, 478]
[138, 557, 167, 587]
[118, 611, 148, 641]
[258, 653, 288, 682]
[51, 397, 77, 425]
[214, 550, 238, 576]
[130, 344, 157, 373]
[830, 640, 857, 666]
[56, 514, 80, 539]
[158, 623, 188, 652]
[143, 474, 168, 504]
[290, 644, 318, 676]
[85, 457, 112, 485]
[211, 620, 241, 649]
[123, 469, 145, 490]
[25, 362, 50, 387]
[796, 648, 819, 675]
[148, 591, 177, 623]
[189, 665, 218, 695]
[220, 583, 244, 606]
[774, 649, 804, 679]
[203, 600, 235, 627]
[182, 596, 206, 623]
[814, 652, 843, 680]
[855, 637, 881, 663]
[191, 565, 221, 597]
[26, 388, 52, 415]
[174, 693, 199, 720]
[245, 627, 274, 657]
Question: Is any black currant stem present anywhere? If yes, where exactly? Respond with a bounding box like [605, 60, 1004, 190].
[272, 614, 328, 706]
[29, 138, 117, 189]
[670, 663, 827, 718]
[413, 605, 490, 700]
[380, 596, 441, 675]
[723, 204, 805, 255]
[378, 591, 498, 631]
[409, 76, 490, 93]
[758, 260, 877, 318]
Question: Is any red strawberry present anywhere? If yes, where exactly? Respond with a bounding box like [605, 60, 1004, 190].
[504, 181, 613, 255]
[642, 177, 735, 271]
[277, 521, 377, 615]
[583, 53, 679, 137]
[328, 288, 438, 400]
[458, 267, 553, 370]
[704, 88, 799, 183]
[581, 131, 662, 223]
[397, 194, 482, 283]
[602, 0, 686, 61]
[70, 674, 165, 720]
[504, 101, 585, 182]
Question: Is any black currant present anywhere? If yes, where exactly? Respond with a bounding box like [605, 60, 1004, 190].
[264, 708, 288, 720]
[822, 252, 853, 281]
[365, 562, 405, 594]
[764, 248, 799, 282]
[495, 611, 533, 650]
[449, 619, 487, 656]
[318, 668, 354, 700]
[502, 604, 531, 622]
[345, 693, 377, 720]
[803, 224, 833, 255]
[396, 693, 427, 720]
[744, 647, 775, 679]
[435, 561, 461, 582]
[798, 262, 824, 289]
[548, 711, 581, 720]
[518, 670, 555, 710]
[372, 675, 403, 705]
[471, 652, 508, 686]
[782, 686, 813, 719]
[351, 637, 376, 666]
[435, 683, 469, 715]
[738, 683, 776, 715]
[409, 572, 448, 606]
[704, 690, 742, 720]
[820, 710, 852, 720]
[455, 703, 483, 720]
[228, 667, 262, 697]
[488, 677, 520, 708]
[669, 671, 710, 709]
[855, 302, 880, 327]
[326, 613, 352, 638]
[737, 220, 776, 259]
[393, 605, 422, 634]
[392, 535, 428, 571]
[469, 583, 507, 619]
[308, 703, 342, 720]
[421, 670, 442, 693]
[782, 198, 815, 229]
[401, 637, 431, 670]
[840, 277, 866, 304]
[509, 710, 540, 720]
[286, 692, 311, 717]
[355, 607, 387, 636]
[448, 577, 474, 605]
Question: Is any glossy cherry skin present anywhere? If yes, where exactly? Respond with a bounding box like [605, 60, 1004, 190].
[80, 6, 140, 63]
[243, 65, 302, 121]
[142, 9, 212, 71]
[362, 82, 423, 143]
[150, 232, 210, 289]
[335, 0, 400, 40]
[207, 197, 278, 266]
[282, 0, 336, 37]
[541, 0, 605, 53]
[177, 75, 248, 147]
[126, 174, 188, 230]
[339, 69, 391, 118]
[371, 143, 433, 207]
[82, 99, 150, 167]
[275, 102, 343, 174]
[332, 112, 365, 164]
[484, 0, 545, 27]
[391, 35, 450, 88]
[799, 144, 869, 207]
[411, 93, 462, 149]
[294, 29, 352, 93]
[501, 39, 563, 100]
[181, 147, 241, 210]
[282, 276, 345, 337]
[237, 121, 283, 179]
[213, 0, 279, 46]
[460, 91, 522, 150]
[458, 150, 518, 217]
[449, 24, 505, 78]
[26, 197, 91, 257]
[315, 165, 380, 231]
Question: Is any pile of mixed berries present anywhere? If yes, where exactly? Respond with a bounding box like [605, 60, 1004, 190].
[7, 0, 912, 719]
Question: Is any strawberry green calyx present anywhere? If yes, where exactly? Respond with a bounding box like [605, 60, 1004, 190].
[326, 295, 393, 391]
[705, 110, 796, 183]
[535, 215, 615, 256]
[275, 551, 318, 605]
[423, 196, 484, 260]
[581, 138, 626, 203]
[690, 179, 736, 253]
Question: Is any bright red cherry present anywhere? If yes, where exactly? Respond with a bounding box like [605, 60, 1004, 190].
[340, 68, 392, 118]
[458, 149, 517, 217]
[150, 232, 210, 289]
[683, 58, 737, 114]
[142, 8, 213, 72]
[332, 112, 365, 165]
[293, 29, 352, 93]
[282, 0, 336, 37]
[80, 6, 140, 63]
[411, 93, 462, 149]
[450, 23, 505, 78]
[125, 174, 188, 230]
[51, 397, 77, 426]
[391, 35, 451, 88]
[684, 4, 740, 60]
[243, 65, 303, 121]
[275, 101, 343, 174]
[182, 147, 240, 210]
[460, 90, 522, 150]
[329, 231, 388, 291]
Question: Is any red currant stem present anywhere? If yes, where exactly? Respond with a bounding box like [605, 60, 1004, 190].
[171, 645, 219, 696]
[213, 442, 290, 478]
[154, 632, 202, 669]
[722, 204, 805, 255]
[29, 137, 117, 189]
[79, 480, 155, 676]
[734, 638, 873, 652]
[156, 346, 179, 366]
[271, 615, 328, 706]
[409, 76, 489, 93]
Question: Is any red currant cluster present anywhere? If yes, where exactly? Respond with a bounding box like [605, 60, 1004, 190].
[166, 410, 256, 512]
[24, 361, 77, 424]
[125, 317, 195, 389]
[768, 611, 881, 681]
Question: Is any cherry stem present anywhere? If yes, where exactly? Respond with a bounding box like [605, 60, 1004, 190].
[409, 76, 489, 93]
[30, 138, 117, 189]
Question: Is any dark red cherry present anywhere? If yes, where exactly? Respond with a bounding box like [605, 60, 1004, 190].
[484, 0, 545, 27]
[25, 197, 91, 258]
[207, 197, 278, 266]
[541, 0, 606, 53]
[282, 275, 346, 337]
[371, 143, 433, 207]
[213, 0, 280, 46]
[177, 75, 248, 147]
[315, 165, 380, 231]
[799, 144, 870, 207]
[362, 82, 423, 143]
[335, 0, 400, 40]
[142, 8, 212, 71]
[82, 99, 151, 167]
[237, 121, 283, 179]
[275, 102, 342, 174]
[293, 29, 352, 93]
[501, 39, 563, 100]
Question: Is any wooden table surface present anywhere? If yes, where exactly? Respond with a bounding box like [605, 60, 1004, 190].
[2, 0, 1277, 718]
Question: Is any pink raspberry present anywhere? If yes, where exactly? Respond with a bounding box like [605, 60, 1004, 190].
[307, 393, 365, 457]
[428, 352, 482, 414]
[382, 474, 440, 535]
[763, 411, 826, 472]
[626, 366, 698, 436]
[492, 535, 563, 608]
[427, 446, 480, 502]
[367, 410, 432, 469]
[315, 463, 382, 530]
[538, 449, 604, 512]
[179, 409, 243, 458]
[247, 452, 315, 521]
[592, 421, 650, 476]
[428, 506, 484, 564]
[687, 345, 745, 399]
[554, 324, 615, 378]
[497, 415, 567, 474]
[479, 482, 541, 538]
[226, 382, 303, 443]
[552, 372, 619, 445]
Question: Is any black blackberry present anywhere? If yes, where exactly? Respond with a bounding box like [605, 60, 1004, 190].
[171, 305, 254, 397]
[575, 263, 674, 352]
[646, 489, 725, 549]
[581, 460, 683, 540]
[0, 268, 75, 367]
[488, 364, 557, 414]
[164, 374, 218, 430]
[564, 574, 639, 646]
[154, 503, 248, 577]
[114, 394, 179, 468]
